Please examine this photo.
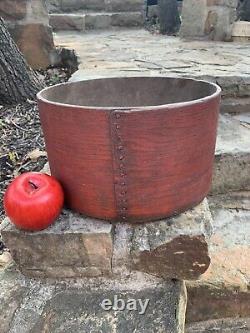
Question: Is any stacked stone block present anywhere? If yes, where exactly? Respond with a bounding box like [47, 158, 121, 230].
[0, 0, 54, 69]
[47, 0, 144, 31]
[46, 0, 144, 12]
[180, 0, 238, 41]
[1, 196, 215, 332]
[1, 199, 213, 281]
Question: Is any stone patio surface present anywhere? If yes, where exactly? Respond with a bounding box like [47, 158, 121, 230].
[54, 29, 250, 79]
[54, 28, 250, 114]
[187, 191, 250, 322]
[0, 266, 186, 333]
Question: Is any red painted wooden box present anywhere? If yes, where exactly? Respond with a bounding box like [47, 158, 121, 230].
[37, 77, 221, 223]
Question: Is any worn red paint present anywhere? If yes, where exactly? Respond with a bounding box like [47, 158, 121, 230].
[37, 77, 221, 223]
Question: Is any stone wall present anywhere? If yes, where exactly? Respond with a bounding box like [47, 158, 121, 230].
[46, 0, 145, 13]
[180, 0, 238, 41]
[0, 0, 55, 69]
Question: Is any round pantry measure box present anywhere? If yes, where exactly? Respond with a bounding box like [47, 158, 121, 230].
[37, 77, 221, 223]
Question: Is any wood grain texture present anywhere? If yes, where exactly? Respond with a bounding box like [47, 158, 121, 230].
[38, 103, 116, 220]
[38, 77, 220, 223]
[116, 98, 220, 222]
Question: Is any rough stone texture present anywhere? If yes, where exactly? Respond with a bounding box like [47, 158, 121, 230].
[212, 114, 250, 194]
[38, 146, 250, 322]
[1, 210, 113, 278]
[112, 199, 213, 281]
[85, 13, 112, 30]
[56, 29, 250, 113]
[0, 266, 29, 333]
[186, 317, 250, 333]
[147, 5, 159, 19]
[112, 223, 134, 277]
[186, 191, 250, 322]
[205, 5, 237, 41]
[29, 0, 49, 23]
[180, 0, 237, 41]
[2, 192, 250, 326]
[2, 0, 55, 69]
[9, 23, 54, 70]
[206, 0, 238, 6]
[0, 252, 13, 268]
[111, 11, 143, 27]
[0, 0, 27, 21]
[0, 266, 187, 333]
[232, 21, 250, 42]
[49, 12, 143, 31]
[49, 13, 85, 31]
[180, 0, 208, 38]
[32, 279, 186, 333]
[105, 0, 144, 12]
[208, 190, 250, 210]
[221, 97, 250, 114]
[46, 0, 144, 12]
[47, 0, 144, 31]
[0, 265, 57, 333]
[1, 198, 213, 281]
[45, 0, 61, 13]
[131, 200, 213, 280]
[61, 0, 106, 11]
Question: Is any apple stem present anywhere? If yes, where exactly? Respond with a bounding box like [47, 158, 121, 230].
[28, 180, 39, 190]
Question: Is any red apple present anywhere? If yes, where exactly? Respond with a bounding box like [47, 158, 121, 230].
[4, 172, 64, 231]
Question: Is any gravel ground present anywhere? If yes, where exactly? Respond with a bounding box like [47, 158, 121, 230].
[0, 68, 69, 252]
[0, 101, 47, 217]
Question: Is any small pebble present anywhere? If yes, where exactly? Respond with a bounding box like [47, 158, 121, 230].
[0, 251, 13, 267]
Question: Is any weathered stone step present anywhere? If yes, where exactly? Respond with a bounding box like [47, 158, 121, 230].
[221, 97, 250, 114]
[212, 113, 250, 194]
[0, 266, 186, 333]
[0, 192, 250, 326]
[186, 317, 250, 333]
[186, 191, 250, 322]
[50, 13, 85, 31]
[49, 11, 143, 31]
[47, 0, 144, 13]
[1, 199, 212, 281]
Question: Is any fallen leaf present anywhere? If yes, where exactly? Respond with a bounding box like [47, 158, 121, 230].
[27, 149, 47, 162]
[27, 99, 37, 105]
[8, 151, 17, 163]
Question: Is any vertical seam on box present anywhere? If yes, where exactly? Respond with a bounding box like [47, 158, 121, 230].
[109, 110, 129, 222]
